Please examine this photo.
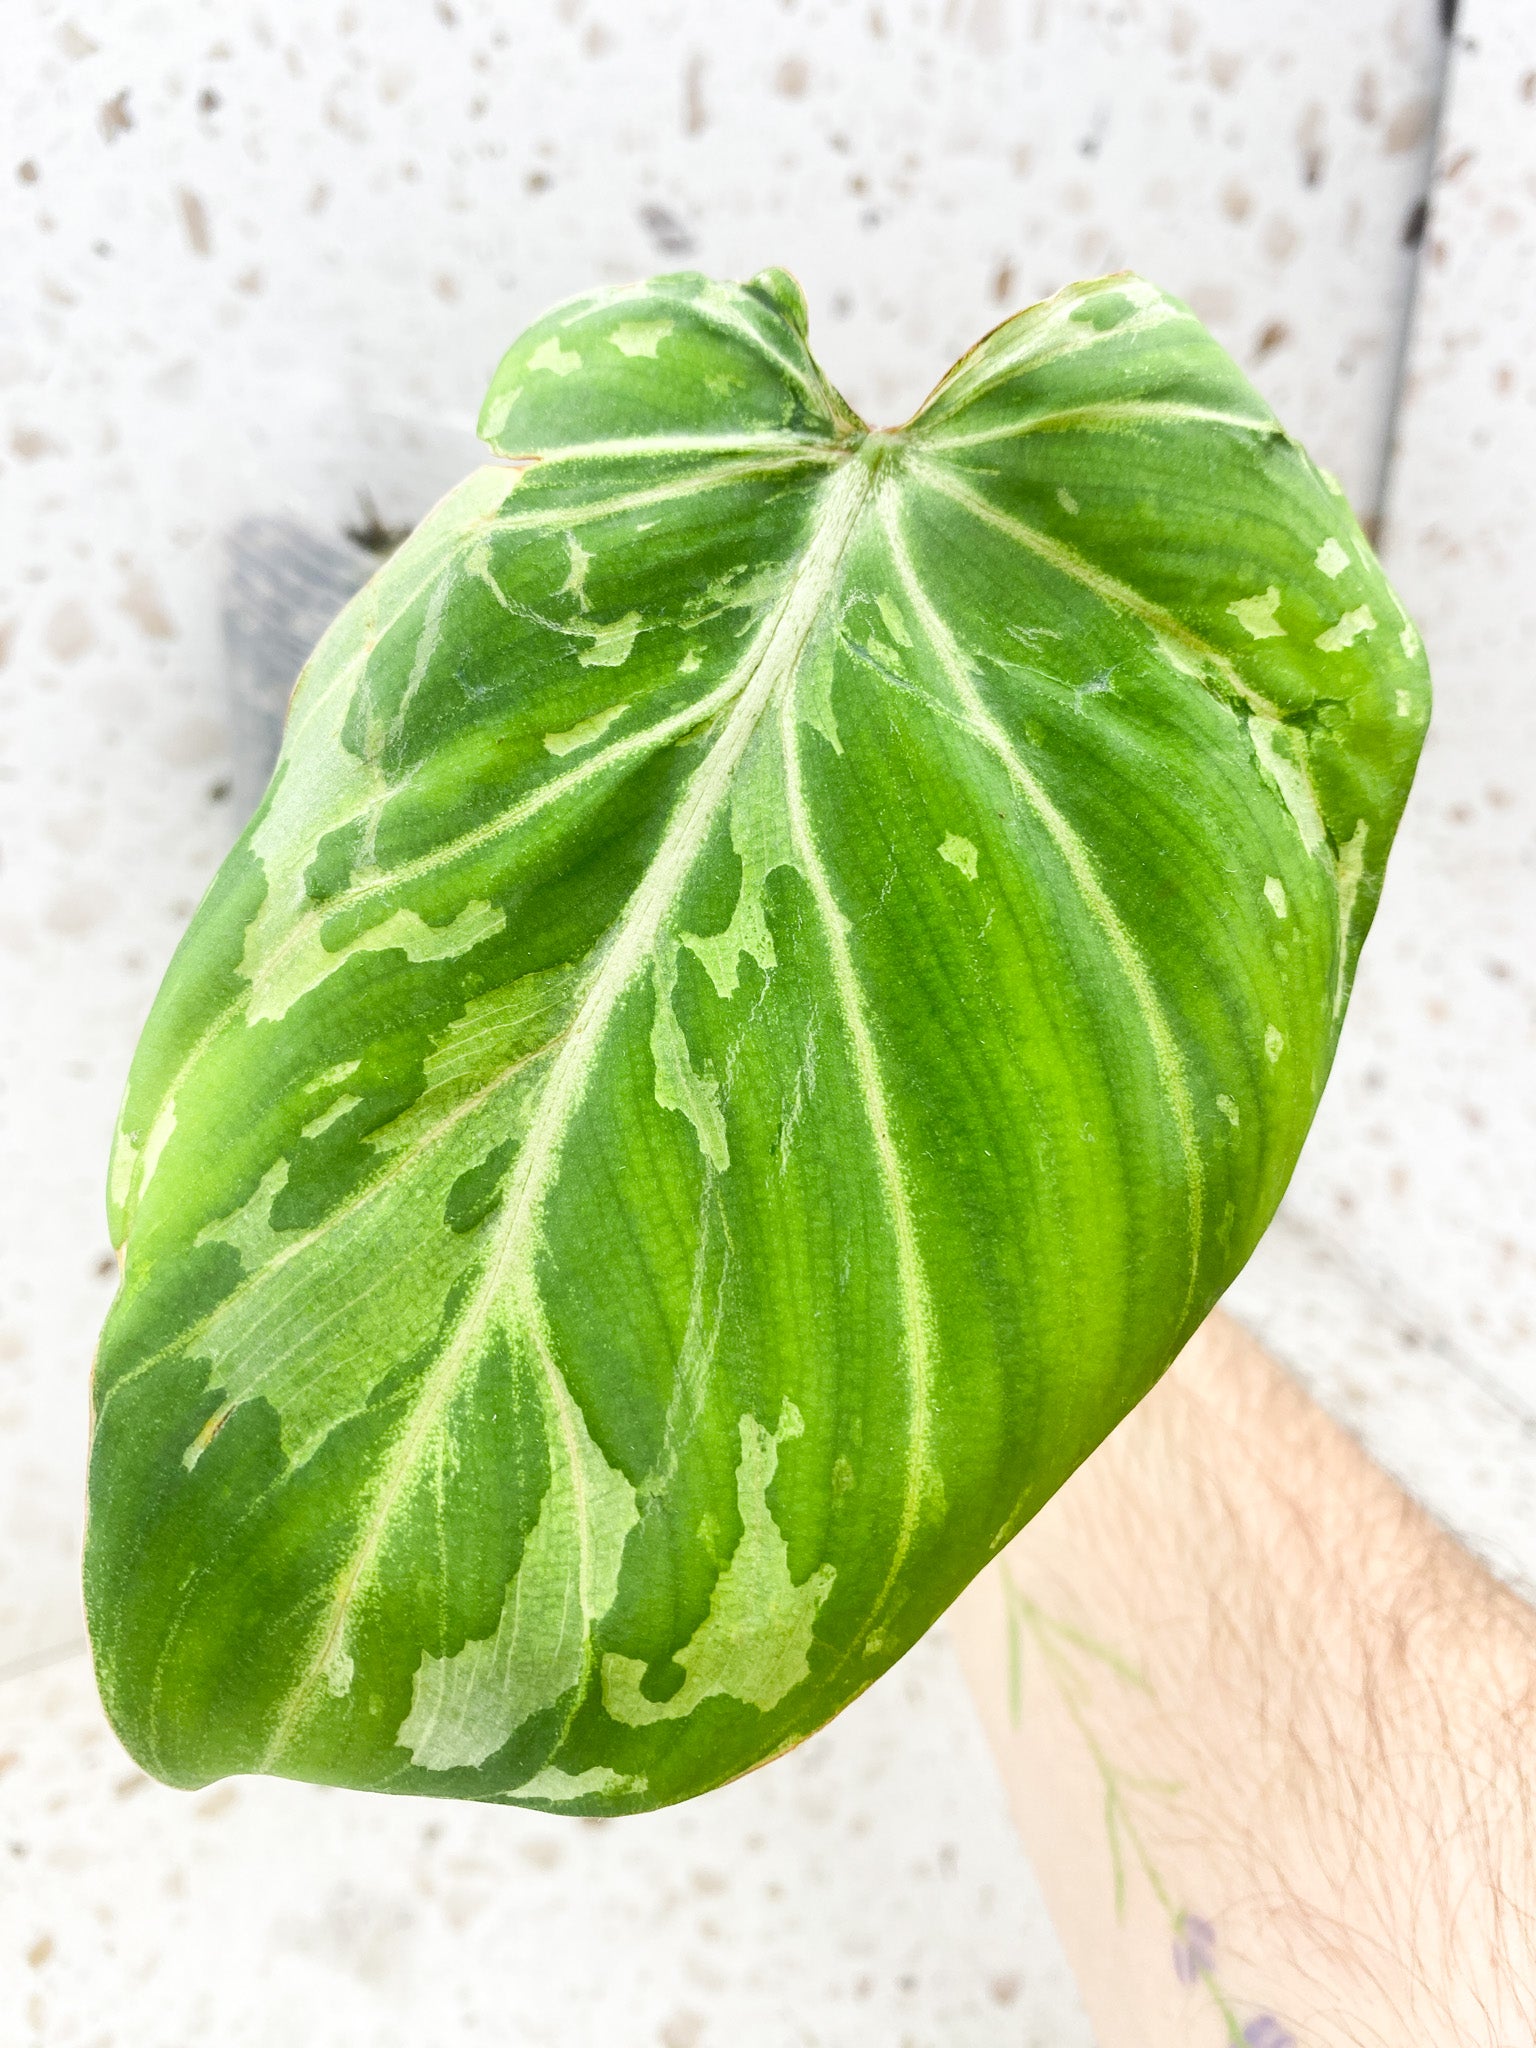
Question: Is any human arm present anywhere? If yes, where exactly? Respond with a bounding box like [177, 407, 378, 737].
[947, 1309, 1536, 2046]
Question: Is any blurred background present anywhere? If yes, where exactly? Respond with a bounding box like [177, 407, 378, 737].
[2, 2, 1532, 2041]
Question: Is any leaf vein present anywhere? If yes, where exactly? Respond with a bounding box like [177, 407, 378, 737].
[257, 458, 879, 1761]
[778, 652, 939, 1642]
[921, 399, 1278, 453]
[879, 496, 1205, 1332]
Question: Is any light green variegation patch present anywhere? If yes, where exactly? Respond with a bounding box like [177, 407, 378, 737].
[529, 337, 581, 377]
[610, 320, 672, 359]
[86, 267, 1428, 1817]
[195, 1159, 291, 1269]
[509, 1763, 646, 1806]
[650, 944, 730, 1172]
[1227, 585, 1286, 640]
[939, 834, 979, 881]
[577, 610, 643, 668]
[543, 701, 627, 756]
[679, 732, 792, 1000]
[401, 1368, 637, 1770]
[1316, 604, 1378, 653]
[603, 1403, 834, 1724]
[245, 899, 508, 1027]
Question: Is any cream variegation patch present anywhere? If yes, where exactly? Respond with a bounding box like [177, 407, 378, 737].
[194, 1158, 291, 1266]
[1227, 586, 1286, 640]
[602, 1401, 834, 1725]
[939, 834, 978, 881]
[1330, 819, 1369, 1014]
[1248, 717, 1326, 857]
[245, 899, 506, 1026]
[1315, 605, 1376, 653]
[576, 611, 642, 668]
[399, 1369, 638, 1772]
[558, 533, 593, 610]
[609, 320, 672, 358]
[528, 337, 581, 377]
[679, 730, 794, 1002]
[875, 592, 912, 648]
[544, 702, 628, 757]
[650, 946, 730, 1170]
[510, 1763, 646, 1804]
[300, 1093, 361, 1140]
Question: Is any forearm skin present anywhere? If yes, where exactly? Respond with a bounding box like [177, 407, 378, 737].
[949, 1311, 1536, 2048]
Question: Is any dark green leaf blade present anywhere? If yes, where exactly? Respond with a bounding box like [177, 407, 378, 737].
[86, 271, 1429, 1814]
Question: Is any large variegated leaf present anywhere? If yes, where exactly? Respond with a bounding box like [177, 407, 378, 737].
[86, 268, 1428, 1814]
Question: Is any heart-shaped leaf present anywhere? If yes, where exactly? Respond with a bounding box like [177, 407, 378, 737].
[86, 269, 1428, 1813]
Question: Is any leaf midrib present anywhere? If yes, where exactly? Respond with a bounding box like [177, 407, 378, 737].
[260, 451, 880, 1765]
[119, 447, 844, 1245]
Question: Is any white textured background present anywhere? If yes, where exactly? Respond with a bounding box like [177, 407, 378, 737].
[4, 2, 1532, 2042]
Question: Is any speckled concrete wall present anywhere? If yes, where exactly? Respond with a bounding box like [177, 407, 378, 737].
[11, 3, 1528, 2042]
[1229, 0, 1536, 1598]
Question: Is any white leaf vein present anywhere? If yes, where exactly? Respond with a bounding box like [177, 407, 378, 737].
[879, 496, 1205, 1330]
[778, 647, 938, 1640]
[258, 457, 878, 1763]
